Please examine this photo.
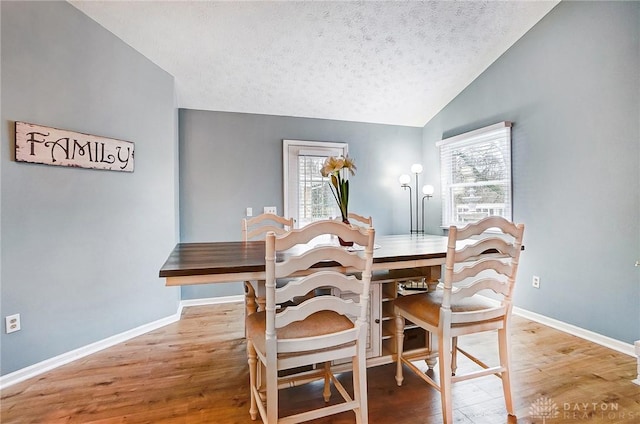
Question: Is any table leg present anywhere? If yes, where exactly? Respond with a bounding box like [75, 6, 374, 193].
[244, 281, 258, 316]
[425, 264, 441, 292]
[255, 280, 266, 312]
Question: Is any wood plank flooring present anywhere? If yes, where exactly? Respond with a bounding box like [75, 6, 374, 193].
[1, 303, 638, 423]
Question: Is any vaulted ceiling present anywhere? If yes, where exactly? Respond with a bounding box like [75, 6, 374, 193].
[70, 1, 559, 127]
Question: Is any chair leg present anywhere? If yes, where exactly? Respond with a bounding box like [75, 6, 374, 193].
[353, 339, 368, 424]
[425, 331, 438, 370]
[266, 355, 278, 424]
[247, 340, 258, 420]
[322, 361, 332, 402]
[451, 336, 458, 376]
[438, 333, 453, 424]
[498, 327, 514, 415]
[394, 315, 405, 386]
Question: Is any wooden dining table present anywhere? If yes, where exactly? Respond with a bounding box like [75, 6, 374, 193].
[159, 233, 450, 286]
[159, 233, 453, 367]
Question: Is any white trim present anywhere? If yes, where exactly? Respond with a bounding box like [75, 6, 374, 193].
[513, 306, 635, 357]
[478, 296, 635, 357]
[0, 309, 181, 390]
[633, 341, 640, 385]
[436, 121, 512, 147]
[179, 295, 244, 308]
[0, 295, 244, 390]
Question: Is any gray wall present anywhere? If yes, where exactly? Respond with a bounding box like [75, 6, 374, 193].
[1, 1, 179, 375]
[179, 109, 422, 299]
[422, 1, 640, 344]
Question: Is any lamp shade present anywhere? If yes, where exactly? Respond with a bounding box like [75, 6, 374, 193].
[422, 184, 435, 195]
[410, 163, 423, 174]
[399, 174, 411, 185]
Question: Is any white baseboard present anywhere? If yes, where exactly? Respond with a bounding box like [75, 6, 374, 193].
[0, 295, 245, 390]
[1, 311, 182, 390]
[632, 340, 640, 385]
[478, 296, 635, 357]
[512, 306, 635, 357]
[179, 295, 244, 308]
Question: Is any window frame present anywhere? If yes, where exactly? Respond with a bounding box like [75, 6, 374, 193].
[283, 140, 348, 228]
[436, 122, 513, 228]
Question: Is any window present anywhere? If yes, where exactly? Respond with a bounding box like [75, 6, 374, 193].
[437, 122, 512, 227]
[283, 140, 348, 228]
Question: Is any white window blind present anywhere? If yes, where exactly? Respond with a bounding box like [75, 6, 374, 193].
[296, 154, 339, 226]
[436, 122, 512, 227]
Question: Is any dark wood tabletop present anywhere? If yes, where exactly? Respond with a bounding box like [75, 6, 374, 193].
[159, 234, 451, 278]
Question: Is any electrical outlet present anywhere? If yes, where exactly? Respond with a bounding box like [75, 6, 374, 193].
[264, 206, 277, 215]
[532, 276, 540, 289]
[5, 314, 21, 334]
[246, 207, 253, 217]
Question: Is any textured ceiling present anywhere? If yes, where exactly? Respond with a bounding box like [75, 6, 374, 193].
[70, 1, 559, 127]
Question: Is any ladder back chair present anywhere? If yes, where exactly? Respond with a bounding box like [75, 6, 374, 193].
[242, 213, 294, 315]
[393, 216, 524, 424]
[246, 220, 375, 424]
[346, 212, 372, 227]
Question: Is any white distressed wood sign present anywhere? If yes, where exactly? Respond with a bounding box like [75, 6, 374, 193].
[15, 121, 134, 172]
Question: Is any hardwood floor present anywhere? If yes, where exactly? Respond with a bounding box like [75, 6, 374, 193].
[1, 302, 638, 423]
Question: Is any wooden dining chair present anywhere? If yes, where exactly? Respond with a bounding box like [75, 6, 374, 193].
[394, 216, 524, 424]
[242, 213, 294, 315]
[347, 212, 372, 227]
[246, 220, 375, 424]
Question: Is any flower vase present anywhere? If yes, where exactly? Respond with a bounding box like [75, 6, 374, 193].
[338, 218, 354, 247]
